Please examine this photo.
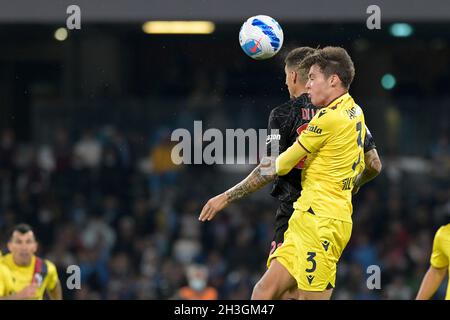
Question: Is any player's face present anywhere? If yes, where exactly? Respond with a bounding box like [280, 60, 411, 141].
[284, 65, 296, 99]
[8, 231, 38, 266]
[306, 65, 333, 107]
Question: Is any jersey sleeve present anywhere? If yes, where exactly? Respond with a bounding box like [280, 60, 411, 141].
[0, 267, 6, 297]
[298, 109, 333, 153]
[363, 125, 376, 153]
[45, 260, 60, 291]
[430, 227, 449, 269]
[266, 109, 287, 157]
[0, 264, 14, 296]
[275, 140, 308, 176]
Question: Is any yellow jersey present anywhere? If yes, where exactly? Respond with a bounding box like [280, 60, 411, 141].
[1, 253, 60, 300]
[297, 93, 366, 223]
[0, 262, 15, 297]
[430, 223, 450, 300]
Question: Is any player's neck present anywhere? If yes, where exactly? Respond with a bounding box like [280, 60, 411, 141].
[324, 89, 348, 107]
[293, 84, 307, 98]
[13, 256, 33, 267]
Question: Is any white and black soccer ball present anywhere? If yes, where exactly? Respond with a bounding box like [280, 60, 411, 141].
[239, 15, 284, 60]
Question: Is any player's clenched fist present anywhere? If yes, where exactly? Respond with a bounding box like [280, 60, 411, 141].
[199, 193, 229, 221]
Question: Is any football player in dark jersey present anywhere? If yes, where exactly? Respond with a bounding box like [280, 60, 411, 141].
[199, 47, 382, 299]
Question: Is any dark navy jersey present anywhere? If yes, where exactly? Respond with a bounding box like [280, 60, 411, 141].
[364, 126, 377, 154]
[266, 93, 376, 204]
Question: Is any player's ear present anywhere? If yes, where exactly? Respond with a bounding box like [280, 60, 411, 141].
[329, 74, 340, 87]
[292, 71, 298, 84]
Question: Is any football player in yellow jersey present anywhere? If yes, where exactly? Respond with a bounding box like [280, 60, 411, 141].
[0, 224, 62, 300]
[252, 46, 366, 300]
[416, 223, 450, 300]
[0, 259, 37, 300]
[0, 251, 15, 298]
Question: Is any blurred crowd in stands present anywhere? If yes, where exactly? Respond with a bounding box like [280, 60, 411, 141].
[0, 120, 448, 299]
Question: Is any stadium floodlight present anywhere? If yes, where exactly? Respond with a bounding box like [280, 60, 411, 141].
[142, 21, 215, 34]
[54, 27, 68, 41]
[381, 73, 396, 90]
[390, 23, 413, 37]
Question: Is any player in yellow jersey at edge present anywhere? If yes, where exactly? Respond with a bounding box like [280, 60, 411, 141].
[251, 46, 367, 300]
[0, 224, 62, 300]
[416, 223, 450, 300]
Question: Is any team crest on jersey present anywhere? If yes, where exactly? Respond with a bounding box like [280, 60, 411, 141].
[346, 105, 362, 119]
[34, 273, 43, 287]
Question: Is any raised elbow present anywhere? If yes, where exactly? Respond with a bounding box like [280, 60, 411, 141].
[275, 158, 289, 176]
[371, 158, 382, 175]
[277, 168, 289, 176]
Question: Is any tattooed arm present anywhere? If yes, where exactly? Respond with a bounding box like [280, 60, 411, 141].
[353, 148, 382, 195]
[198, 156, 276, 221]
[226, 156, 276, 201]
[199, 107, 285, 222]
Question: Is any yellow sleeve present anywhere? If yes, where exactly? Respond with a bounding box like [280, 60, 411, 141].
[275, 140, 308, 176]
[0, 267, 5, 296]
[46, 260, 60, 291]
[430, 228, 449, 269]
[0, 264, 14, 297]
[298, 109, 334, 154]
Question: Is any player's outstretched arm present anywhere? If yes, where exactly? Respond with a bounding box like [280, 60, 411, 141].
[198, 156, 276, 221]
[275, 140, 308, 176]
[352, 148, 382, 194]
[416, 266, 447, 300]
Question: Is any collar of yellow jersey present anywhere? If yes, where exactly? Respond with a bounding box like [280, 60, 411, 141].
[4, 253, 35, 268]
[325, 92, 351, 109]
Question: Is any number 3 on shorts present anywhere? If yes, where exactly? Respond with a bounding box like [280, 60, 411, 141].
[305, 251, 317, 273]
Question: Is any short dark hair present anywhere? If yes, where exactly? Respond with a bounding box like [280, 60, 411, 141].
[300, 46, 355, 89]
[284, 47, 316, 82]
[9, 223, 34, 240]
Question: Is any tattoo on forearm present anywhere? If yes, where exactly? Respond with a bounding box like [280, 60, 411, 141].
[356, 159, 381, 187]
[225, 158, 276, 202]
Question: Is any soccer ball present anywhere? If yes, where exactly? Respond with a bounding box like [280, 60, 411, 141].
[239, 15, 284, 60]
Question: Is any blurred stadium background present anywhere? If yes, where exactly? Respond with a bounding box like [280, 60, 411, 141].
[0, 0, 449, 299]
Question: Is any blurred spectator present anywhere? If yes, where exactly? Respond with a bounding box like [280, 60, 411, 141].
[0, 121, 447, 300]
[176, 264, 218, 300]
[82, 214, 116, 252]
[385, 275, 413, 300]
[148, 128, 181, 203]
[74, 129, 102, 169]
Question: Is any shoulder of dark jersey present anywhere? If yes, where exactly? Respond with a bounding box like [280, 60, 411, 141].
[270, 94, 313, 119]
